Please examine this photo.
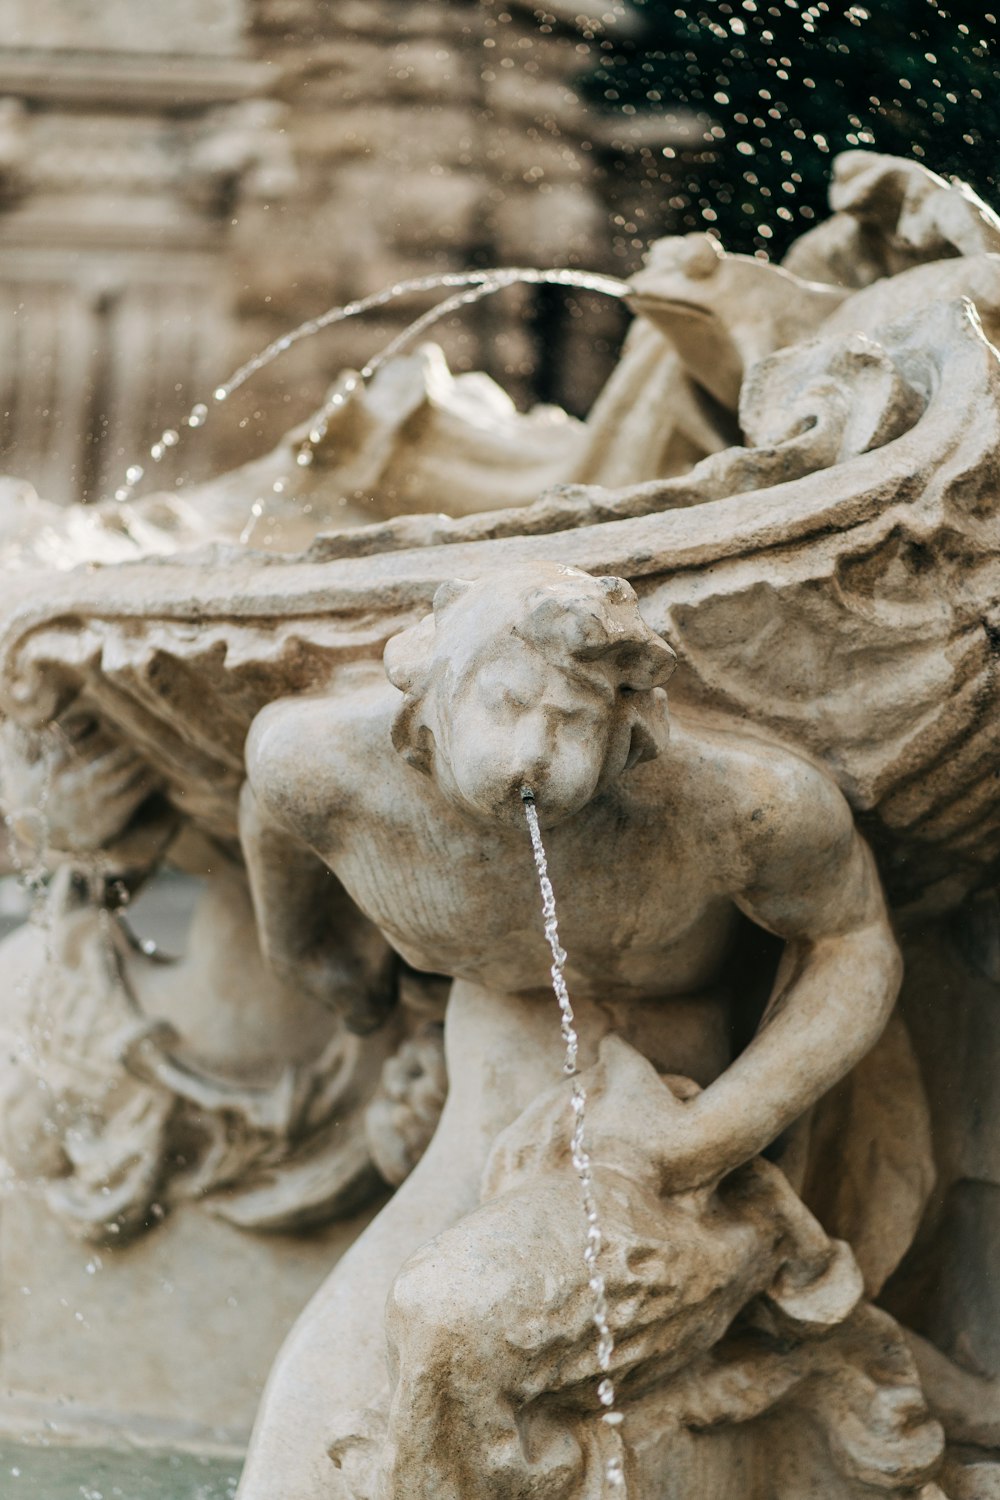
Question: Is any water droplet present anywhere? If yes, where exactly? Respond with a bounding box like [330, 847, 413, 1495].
[161, 429, 179, 448]
[125, 464, 144, 484]
[296, 448, 314, 467]
[150, 443, 165, 462]
[188, 403, 208, 427]
[213, 387, 228, 402]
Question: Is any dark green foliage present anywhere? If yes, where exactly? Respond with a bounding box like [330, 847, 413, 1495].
[584, 0, 1000, 257]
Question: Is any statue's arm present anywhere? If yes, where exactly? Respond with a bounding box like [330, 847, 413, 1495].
[660, 763, 901, 1191]
[239, 702, 396, 1034]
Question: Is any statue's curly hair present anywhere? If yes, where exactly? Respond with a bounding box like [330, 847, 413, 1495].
[383, 564, 677, 776]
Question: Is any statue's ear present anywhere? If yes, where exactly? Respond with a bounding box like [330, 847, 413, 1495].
[571, 608, 679, 690]
[384, 614, 435, 695]
[386, 616, 438, 777]
[432, 578, 474, 617]
[386, 579, 471, 692]
[390, 702, 434, 777]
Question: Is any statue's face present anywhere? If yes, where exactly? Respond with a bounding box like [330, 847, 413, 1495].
[385, 566, 677, 830]
[429, 641, 667, 830]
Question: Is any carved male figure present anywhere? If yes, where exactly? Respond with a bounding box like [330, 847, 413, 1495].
[236, 561, 906, 1499]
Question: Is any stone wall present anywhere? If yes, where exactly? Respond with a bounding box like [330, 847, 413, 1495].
[0, 1, 275, 502]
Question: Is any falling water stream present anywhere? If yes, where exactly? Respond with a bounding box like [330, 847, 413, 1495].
[521, 790, 626, 1493]
[112, 266, 631, 510]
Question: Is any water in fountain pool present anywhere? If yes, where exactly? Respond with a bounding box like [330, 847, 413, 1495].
[0, 1441, 240, 1500]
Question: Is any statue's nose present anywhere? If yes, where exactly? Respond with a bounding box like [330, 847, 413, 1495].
[509, 719, 553, 785]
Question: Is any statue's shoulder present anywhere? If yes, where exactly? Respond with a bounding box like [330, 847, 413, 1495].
[668, 713, 854, 854]
[245, 666, 398, 817]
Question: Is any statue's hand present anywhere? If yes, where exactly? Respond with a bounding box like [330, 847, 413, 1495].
[582, 1035, 713, 1195]
[651, 1093, 718, 1195]
[482, 1033, 713, 1201]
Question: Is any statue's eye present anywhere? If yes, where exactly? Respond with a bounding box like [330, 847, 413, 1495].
[482, 684, 527, 712]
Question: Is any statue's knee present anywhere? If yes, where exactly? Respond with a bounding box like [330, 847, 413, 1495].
[388, 1255, 458, 1356]
[387, 1248, 503, 1376]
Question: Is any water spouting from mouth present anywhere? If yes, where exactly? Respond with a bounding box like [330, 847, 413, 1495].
[520, 786, 626, 1492]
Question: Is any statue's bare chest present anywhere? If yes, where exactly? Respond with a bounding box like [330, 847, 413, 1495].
[321, 791, 735, 998]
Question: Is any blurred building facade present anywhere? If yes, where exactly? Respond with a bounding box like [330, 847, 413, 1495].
[0, 0, 686, 505]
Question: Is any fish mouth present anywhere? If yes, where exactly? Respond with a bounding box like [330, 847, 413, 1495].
[627, 289, 717, 319]
[625, 293, 743, 408]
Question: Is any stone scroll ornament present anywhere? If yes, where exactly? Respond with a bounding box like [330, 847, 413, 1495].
[0, 152, 999, 1495]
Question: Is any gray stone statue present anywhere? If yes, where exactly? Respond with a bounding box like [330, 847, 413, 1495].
[2, 151, 1000, 1493]
[236, 562, 934, 1499]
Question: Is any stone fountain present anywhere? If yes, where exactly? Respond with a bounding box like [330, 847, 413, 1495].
[1, 151, 1000, 1498]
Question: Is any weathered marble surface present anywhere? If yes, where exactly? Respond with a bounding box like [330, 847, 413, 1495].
[0, 152, 999, 1493]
